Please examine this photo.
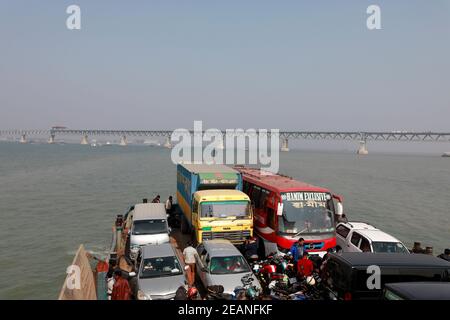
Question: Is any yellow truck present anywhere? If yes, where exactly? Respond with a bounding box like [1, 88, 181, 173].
[177, 164, 253, 244]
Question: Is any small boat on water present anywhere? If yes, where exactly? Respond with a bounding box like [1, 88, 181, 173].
[442, 152, 450, 157]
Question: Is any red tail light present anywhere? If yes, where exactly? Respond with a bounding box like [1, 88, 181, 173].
[343, 292, 352, 300]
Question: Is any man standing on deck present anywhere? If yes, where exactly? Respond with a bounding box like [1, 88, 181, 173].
[183, 241, 198, 286]
[290, 238, 305, 263]
[111, 270, 131, 300]
[165, 196, 173, 214]
[152, 195, 161, 203]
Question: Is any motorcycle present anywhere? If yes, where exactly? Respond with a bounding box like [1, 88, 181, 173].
[232, 274, 261, 300]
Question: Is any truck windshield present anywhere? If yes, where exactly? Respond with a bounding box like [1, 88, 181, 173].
[372, 242, 409, 253]
[200, 201, 251, 219]
[140, 256, 182, 279]
[279, 192, 334, 235]
[132, 219, 167, 235]
[209, 256, 250, 274]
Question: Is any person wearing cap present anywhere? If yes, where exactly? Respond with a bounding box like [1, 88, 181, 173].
[111, 270, 131, 300]
[438, 249, 450, 262]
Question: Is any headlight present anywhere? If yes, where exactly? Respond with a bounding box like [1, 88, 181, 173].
[137, 290, 151, 300]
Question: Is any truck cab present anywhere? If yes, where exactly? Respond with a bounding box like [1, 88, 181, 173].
[190, 190, 253, 244]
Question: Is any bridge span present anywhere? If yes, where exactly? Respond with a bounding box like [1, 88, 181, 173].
[1, 129, 450, 154]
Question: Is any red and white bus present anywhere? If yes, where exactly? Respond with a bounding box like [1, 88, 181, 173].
[235, 166, 344, 257]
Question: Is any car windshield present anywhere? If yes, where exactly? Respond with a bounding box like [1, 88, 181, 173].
[132, 219, 167, 235]
[200, 201, 251, 219]
[372, 241, 409, 253]
[279, 192, 334, 235]
[140, 256, 182, 278]
[209, 255, 250, 274]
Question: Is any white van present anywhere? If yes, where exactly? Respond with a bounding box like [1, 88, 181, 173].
[127, 203, 170, 259]
[335, 221, 409, 254]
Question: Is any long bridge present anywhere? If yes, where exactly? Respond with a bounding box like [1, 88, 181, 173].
[1, 129, 450, 154]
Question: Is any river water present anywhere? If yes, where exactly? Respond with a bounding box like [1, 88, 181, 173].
[0, 142, 448, 299]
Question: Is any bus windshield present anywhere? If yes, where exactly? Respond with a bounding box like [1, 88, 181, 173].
[200, 201, 251, 219]
[279, 192, 334, 235]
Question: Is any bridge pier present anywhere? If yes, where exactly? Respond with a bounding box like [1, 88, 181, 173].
[19, 134, 27, 144]
[281, 138, 289, 152]
[119, 135, 127, 146]
[48, 133, 56, 144]
[163, 137, 172, 149]
[80, 135, 89, 145]
[357, 140, 369, 155]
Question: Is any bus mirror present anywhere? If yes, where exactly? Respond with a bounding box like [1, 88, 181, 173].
[336, 202, 344, 216]
[277, 203, 284, 216]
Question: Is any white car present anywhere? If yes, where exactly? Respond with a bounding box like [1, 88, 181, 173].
[335, 222, 409, 253]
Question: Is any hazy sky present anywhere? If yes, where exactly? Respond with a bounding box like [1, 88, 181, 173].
[0, 0, 449, 132]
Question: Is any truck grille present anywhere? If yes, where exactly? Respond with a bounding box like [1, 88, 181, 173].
[202, 230, 251, 243]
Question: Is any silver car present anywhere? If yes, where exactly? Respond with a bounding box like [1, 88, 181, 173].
[195, 239, 261, 294]
[126, 203, 170, 260]
[136, 243, 186, 300]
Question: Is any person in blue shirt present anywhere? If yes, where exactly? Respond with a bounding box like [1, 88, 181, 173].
[290, 238, 305, 263]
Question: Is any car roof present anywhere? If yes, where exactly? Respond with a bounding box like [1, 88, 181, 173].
[341, 222, 400, 242]
[142, 243, 176, 258]
[355, 229, 400, 243]
[330, 252, 450, 268]
[345, 221, 378, 230]
[133, 203, 167, 221]
[385, 282, 450, 300]
[202, 239, 242, 257]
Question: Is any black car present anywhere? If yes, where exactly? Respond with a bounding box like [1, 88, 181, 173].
[383, 282, 450, 300]
[324, 252, 450, 300]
